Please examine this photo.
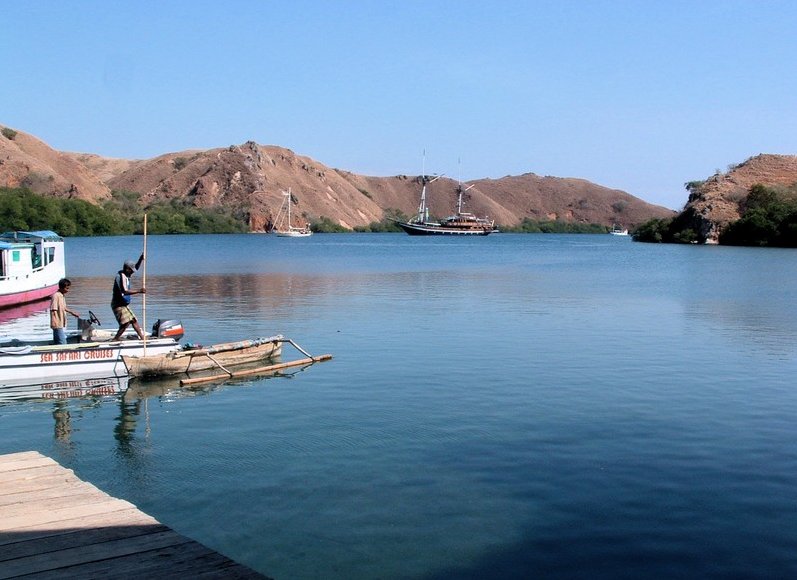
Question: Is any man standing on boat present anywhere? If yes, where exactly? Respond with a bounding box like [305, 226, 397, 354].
[50, 278, 80, 345]
[111, 255, 146, 341]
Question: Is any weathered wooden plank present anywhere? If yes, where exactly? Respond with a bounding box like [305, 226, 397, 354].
[0, 450, 51, 470]
[0, 472, 78, 497]
[0, 508, 160, 546]
[0, 541, 263, 580]
[0, 486, 120, 519]
[0, 530, 191, 577]
[0, 480, 98, 507]
[0, 452, 268, 578]
[0, 464, 70, 485]
[0, 523, 170, 561]
[0, 497, 136, 531]
[11, 540, 262, 580]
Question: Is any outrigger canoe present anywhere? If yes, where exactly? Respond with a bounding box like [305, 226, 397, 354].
[123, 336, 283, 378]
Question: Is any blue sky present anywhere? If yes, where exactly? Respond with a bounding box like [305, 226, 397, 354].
[3, 1, 796, 209]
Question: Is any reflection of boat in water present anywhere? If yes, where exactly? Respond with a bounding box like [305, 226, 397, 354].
[0, 375, 129, 404]
[271, 189, 312, 237]
[0, 230, 65, 309]
[0, 299, 49, 324]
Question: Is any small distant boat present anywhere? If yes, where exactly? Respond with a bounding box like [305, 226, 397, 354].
[271, 189, 312, 237]
[609, 226, 629, 236]
[0, 230, 65, 309]
[397, 171, 496, 236]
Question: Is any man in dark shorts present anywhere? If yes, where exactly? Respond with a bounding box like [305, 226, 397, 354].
[111, 254, 146, 341]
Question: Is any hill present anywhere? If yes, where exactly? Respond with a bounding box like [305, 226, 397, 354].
[2, 124, 674, 231]
[0, 125, 110, 202]
[678, 154, 797, 243]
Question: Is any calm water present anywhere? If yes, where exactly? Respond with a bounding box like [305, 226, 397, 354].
[2, 233, 796, 579]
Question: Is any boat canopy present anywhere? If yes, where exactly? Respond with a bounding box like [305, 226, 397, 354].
[0, 231, 63, 243]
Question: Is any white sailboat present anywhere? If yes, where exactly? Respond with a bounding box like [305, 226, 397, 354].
[271, 189, 312, 237]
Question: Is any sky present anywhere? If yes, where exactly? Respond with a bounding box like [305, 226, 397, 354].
[3, 1, 797, 210]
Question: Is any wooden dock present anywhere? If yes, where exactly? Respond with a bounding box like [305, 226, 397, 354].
[0, 451, 268, 579]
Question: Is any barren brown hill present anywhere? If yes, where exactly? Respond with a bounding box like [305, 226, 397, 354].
[107, 142, 673, 230]
[1, 124, 675, 231]
[468, 173, 674, 227]
[0, 125, 111, 201]
[108, 142, 387, 231]
[679, 154, 797, 243]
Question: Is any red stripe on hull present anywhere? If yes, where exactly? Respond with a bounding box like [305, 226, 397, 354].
[0, 284, 58, 309]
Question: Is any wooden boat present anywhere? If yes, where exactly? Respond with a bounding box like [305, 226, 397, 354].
[122, 335, 283, 377]
[271, 189, 312, 237]
[397, 169, 496, 236]
[0, 231, 65, 309]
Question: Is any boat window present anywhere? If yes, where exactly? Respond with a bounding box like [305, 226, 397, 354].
[47, 247, 55, 265]
[32, 249, 42, 269]
[12, 250, 20, 263]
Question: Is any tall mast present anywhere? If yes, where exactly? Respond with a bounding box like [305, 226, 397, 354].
[286, 188, 292, 229]
[456, 157, 474, 216]
[417, 151, 427, 221]
[416, 150, 443, 223]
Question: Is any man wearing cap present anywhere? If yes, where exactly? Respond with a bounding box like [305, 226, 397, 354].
[111, 254, 146, 341]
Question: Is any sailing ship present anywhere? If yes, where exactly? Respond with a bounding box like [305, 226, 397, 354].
[397, 169, 496, 236]
[271, 189, 312, 237]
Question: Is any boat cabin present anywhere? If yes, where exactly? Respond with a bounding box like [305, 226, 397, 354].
[0, 231, 66, 308]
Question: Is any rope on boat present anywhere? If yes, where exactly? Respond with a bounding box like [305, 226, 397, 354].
[278, 338, 314, 359]
[205, 353, 233, 377]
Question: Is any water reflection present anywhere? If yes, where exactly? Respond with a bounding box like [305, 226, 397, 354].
[0, 363, 314, 447]
[0, 299, 50, 323]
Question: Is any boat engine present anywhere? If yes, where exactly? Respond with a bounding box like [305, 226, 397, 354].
[152, 319, 184, 341]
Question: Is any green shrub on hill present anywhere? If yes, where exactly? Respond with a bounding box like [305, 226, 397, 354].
[353, 209, 407, 232]
[719, 185, 797, 247]
[635, 183, 797, 246]
[310, 216, 349, 233]
[500, 219, 607, 234]
[0, 187, 247, 236]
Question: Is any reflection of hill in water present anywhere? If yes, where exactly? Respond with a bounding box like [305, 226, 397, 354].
[73, 272, 337, 314]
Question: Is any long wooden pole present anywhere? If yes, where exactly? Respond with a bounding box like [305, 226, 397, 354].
[142, 213, 148, 355]
[179, 354, 333, 386]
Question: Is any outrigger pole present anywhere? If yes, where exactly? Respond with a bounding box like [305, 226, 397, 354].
[178, 338, 332, 386]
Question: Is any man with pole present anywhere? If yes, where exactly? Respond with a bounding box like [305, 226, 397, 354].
[111, 253, 146, 341]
